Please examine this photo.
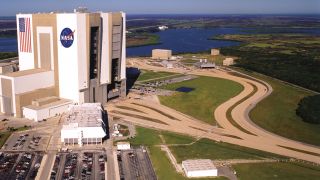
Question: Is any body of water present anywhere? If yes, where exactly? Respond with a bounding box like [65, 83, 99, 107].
[1, 27, 320, 56]
[127, 28, 244, 56]
[0, 37, 17, 52]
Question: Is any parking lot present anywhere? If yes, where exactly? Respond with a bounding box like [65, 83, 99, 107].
[0, 152, 43, 180]
[50, 151, 106, 180]
[118, 147, 157, 180]
[2, 132, 50, 151]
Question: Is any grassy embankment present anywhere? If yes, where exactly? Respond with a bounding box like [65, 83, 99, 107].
[127, 33, 160, 47]
[233, 68, 320, 146]
[0, 52, 18, 60]
[0, 126, 30, 148]
[137, 69, 177, 82]
[233, 162, 320, 180]
[125, 126, 319, 180]
[159, 76, 243, 124]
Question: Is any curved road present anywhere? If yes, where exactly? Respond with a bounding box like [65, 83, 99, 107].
[111, 58, 320, 163]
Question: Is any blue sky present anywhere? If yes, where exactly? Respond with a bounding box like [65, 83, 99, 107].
[0, 0, 320, 16]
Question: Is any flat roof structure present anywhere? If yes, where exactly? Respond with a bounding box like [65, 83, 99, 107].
[64, 103, 103, 127]
[182, 159, 218, 178]
[61, 103, 107, 146]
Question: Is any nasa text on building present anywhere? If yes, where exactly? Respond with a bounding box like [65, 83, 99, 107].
[0, 9, 126, 119]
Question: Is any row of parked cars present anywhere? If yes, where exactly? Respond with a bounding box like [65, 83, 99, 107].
[12, 134, 29, 150]
[0, 152, 42, 180]
[63, 153, 78, 180]
[0, 153, 19, 178]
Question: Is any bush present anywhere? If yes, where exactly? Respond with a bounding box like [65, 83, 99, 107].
[296, 95, 320, 124]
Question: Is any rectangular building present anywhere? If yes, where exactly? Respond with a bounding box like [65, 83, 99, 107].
[182, 159, 218, 178]
[0, 10, 126, 118]
[61, 103, 107, 146]
[152, 49, 172, 60]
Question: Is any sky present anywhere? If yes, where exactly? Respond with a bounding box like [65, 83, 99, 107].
[0, 0, 320, 16]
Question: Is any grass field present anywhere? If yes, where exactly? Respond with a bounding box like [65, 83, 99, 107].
[126, 127, 320, 180]
[0, 131, 11, 148]
[159, 76, 243, 124]
[127, 33, 160, 47]
[169, 138, 286, 163]
[149, 146, 227, 180]
[137, 70, 177, 82]
[233, 162, 320, 180]
[234, 68, 320, 146]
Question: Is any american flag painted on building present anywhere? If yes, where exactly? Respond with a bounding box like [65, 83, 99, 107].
[19, 17, 32, 53]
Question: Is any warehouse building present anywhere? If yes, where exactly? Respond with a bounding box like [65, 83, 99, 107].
[182, 159, 218, 178]
[152, 49, 172, 60]
[211, 49, 220, 56]
[23, 96, 72, 122]
[0, 9, 126, 119]
[61, 103, 107, 146]
[223, 58, 234, 66]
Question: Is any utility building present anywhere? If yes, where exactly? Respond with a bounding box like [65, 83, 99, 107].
[182, 159, 218, 178]
[0, 10, 126, 118]
[152, 49, 172, 60]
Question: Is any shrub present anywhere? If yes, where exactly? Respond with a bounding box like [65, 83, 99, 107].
[296, 95, 320, 124]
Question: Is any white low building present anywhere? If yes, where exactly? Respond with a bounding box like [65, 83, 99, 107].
[23, 96, 72, 122]
[117, 142, 131, 150]
[182, 159, 218, 178]
[61, 103, 107, 146]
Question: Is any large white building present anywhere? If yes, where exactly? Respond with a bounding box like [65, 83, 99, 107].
[0, 9, 126, 119]
[61, 103, 107, 146]
[182, 159, 218, 178]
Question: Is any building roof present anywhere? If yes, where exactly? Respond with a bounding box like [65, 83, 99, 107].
[64, 103, 104, 128]
[182, 159, 216, 172]
[4, 68, 49, 77]
[24, 97, 72, 110]
[117, 142, 130, 145]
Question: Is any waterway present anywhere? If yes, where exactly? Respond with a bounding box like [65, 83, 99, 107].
[1, 27, 320, 56]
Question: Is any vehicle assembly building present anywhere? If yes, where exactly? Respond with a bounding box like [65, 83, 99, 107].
[0, 10, 126, 119]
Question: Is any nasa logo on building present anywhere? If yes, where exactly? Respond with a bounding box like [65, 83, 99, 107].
[60, 28, 75, 48]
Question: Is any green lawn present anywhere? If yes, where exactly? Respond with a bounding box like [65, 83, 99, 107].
[235, 69, 320, 146]
[159, 76, 243, 124]
[128, 127, 162, 146]
[137, 70, 177, 82]
[170, 138, 286, 163]
[0, 131, 11, 148]
[233, 162, 320, 180]
[149, 146, 227, 180]
[126, 127, 320, 180]
[161, 131, 195, 145]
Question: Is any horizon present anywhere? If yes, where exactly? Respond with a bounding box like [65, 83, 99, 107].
[0, 0, 319, 16]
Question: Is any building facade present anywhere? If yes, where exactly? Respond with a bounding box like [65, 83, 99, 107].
[0, 11, 126, 117]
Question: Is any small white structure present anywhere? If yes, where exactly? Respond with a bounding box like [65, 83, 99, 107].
[61, 103, 106, 146]
[158, 25, 168, 31]
[211, 49, 220, 56]
[223, 58, 234, 66]
[23, 96, 72, 122]
[117, 142, 131, 150]
[182, 159, 218, 178]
